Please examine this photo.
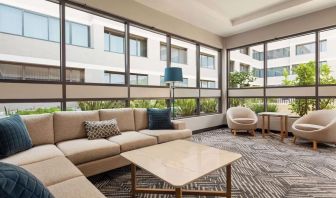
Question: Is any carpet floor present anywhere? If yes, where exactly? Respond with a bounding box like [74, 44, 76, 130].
[89, 129, 336, 198]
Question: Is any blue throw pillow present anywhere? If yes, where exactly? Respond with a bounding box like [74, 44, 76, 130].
[147, 108, 173, 130]
[0, 115, 32, 159]
[0, 162, 54, 198]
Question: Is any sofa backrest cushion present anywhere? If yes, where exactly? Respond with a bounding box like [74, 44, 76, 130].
[134, 108, 148, 131]
[54, 111, 100, 143]
[99, 108, 135, 132]
[21, 114, 54, 146]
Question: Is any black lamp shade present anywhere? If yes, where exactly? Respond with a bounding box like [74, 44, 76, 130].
[164, 67, 183, 82]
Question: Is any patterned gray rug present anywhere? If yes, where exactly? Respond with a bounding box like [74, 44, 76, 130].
[89, 129, 336, 198]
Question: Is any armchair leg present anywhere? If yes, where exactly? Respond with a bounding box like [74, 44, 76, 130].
[252, 130, 256, 137]
[293, 136, 297, 144]
[233, 130, 237, 136]
[313, 141, 318, 151]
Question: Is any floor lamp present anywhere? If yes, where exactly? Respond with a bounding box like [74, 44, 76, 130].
[164, 67, 183, 119]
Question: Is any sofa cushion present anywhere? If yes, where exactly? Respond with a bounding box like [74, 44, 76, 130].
[21, 156, 83, 187]
[147, 108, 173, 130]
[21, 113, 54, 146]
[233, 118, 255, 124]
[0, 144, 64, 166]
[48, 176, 105, 198]
[139, 129, 192, 143]
[56, 138, 120, 165]
[99, 108, 135, 132]
[84, 119, 121, 140]
[108, 131, 157, 152]
[0, 115, 32, 159]
[0, 162, 54, 198]
[53, 111, 100, 143]
[134, 108, 148, 131]
[295, 123, 324, 131]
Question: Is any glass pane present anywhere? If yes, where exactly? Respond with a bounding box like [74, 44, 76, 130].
[66, 6, 125, 84]
[110, 34, 124, 53]
[319, 28, 336, 85]
[0, 102, 61, 117]
[160, 44, 167, 61]
[23, 12, 48, 40]
[0, 4, 22, 35]
[171, 38, 196, 87]
[130, 26, 166, 86]
[130, 99, 167, 109]
[267, 98, 315, 117]
[200, 47, 218, 88]
[200, 98, 219, 114]
[71, 23, 89, 47]
[130, 39, 137, 56]
[67, 100, 126, 111]
[130, 74, 137, 85]
[0, 0, 60, 81]
[229, 98, 265, 113]
[49, 17, 60, 42]
[66, 21, 70, 44]
[229, 44, 264, 88]
[267, 33, 316, 87]
[174, 98, 197, 118]
[104, 33, 109, 51]
[319, 98, 336, 110]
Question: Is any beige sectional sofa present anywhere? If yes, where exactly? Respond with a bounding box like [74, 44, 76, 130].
[0, 108, 192, 198]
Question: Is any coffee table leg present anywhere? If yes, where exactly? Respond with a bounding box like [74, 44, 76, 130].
[267, 115, 270, 133]
[175, 187, 182, 198]
[131, 164, 136, 198]
[227, 164, 232, 198]
[280, 116, 284, 142]
[285, 115, 288, 137]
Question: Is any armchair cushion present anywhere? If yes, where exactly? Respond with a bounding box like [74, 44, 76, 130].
[295, 123, 324, 131]
[233, 118, 255, 124]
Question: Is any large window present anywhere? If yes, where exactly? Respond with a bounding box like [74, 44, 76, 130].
[319, 28, 336, 85]
[175, 98, 197, 118]
[229, 44, 264, 88]
[267, 33, 316, 87]
[200, 46, 219, 89]
[200, 98, 219, 114]
[0, 102, 61, 117]
[229, 98, 265, 113]
[66, 6, 125, 84]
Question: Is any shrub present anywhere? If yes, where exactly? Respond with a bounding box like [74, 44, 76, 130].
[201, 98, 218, 113]
[130, 100, 166, 109]
[78, 101, 125, 111]
[6, 107, 61, 115]
[175, 99, 196, 117]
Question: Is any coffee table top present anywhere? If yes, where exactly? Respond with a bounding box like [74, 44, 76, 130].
[121, 140, 242, 187]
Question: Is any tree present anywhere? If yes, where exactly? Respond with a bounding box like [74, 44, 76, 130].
[229, 71, 256, 88]
[282, 61, 336, 116]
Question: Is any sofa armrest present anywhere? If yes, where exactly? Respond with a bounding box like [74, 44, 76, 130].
[171, 120, 186, 130]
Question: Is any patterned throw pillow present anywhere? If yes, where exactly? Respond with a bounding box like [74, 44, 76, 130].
[147, 108, 173, 130]
[0, 162, 54, 198]
[84, 119, 121, 140]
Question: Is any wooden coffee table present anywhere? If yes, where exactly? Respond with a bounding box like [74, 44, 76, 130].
[258, 112, 289, 142]
[121, 140, 242, 198]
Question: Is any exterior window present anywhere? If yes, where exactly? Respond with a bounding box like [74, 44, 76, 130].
[239, 48, 249, 55]
[130, 36, 147, 57]
[267, 47, 290, 59]
[252, 50, 264, 61]
[0, 102, 61, 117]
[131, 99, 167, 109]
[175, 99, 197, 117]
[104, 72, 125, 84]
[267, 66, 290, 77]
[0, 4, 22, 35]
[66, 68, 84, 82]
[67, 100, 126, 111]
[200, 98, 219, 114]
[23, 12, 48, 40]
[200, 54, 215, 69]
[160, 43, 187, 64]
[253, 68, 264, 78]
[130, 74, 148, 85]
[49, 17, 60, 42]
[70, 23, 89, 47]
[200, 80, 216, 88]
[296, 40, 327, 55]
[240, 63, 249, 72]
[104, 31, 124, 53]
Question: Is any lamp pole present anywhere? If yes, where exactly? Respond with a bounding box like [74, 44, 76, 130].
[172, 81, 175, 119]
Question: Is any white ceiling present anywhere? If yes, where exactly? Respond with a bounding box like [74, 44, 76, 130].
[134, 0, 336, 37]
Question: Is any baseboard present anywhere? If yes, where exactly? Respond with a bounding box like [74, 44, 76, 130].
[192, 124, 227, 134]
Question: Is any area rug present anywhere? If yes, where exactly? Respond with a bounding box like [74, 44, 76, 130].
[89, 129, 336, 198]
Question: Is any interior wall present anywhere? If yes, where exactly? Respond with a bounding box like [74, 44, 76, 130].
[224, 6, 336, 49]
[71, 0, 224, 48]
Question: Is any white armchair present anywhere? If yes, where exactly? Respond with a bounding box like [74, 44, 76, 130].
[292, 110, 336, 150]
[226, 107, 258, 136]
